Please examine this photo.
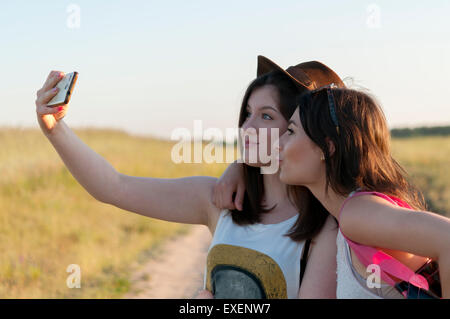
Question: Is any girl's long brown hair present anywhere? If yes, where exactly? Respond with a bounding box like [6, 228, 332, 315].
[228, 70, 330, 242]
[297, 87, 427, 211]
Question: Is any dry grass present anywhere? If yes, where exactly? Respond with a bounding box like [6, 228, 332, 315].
[0, 127, 447, 298]
[0, 126, 229, 298]
[391, 136, 449, 216]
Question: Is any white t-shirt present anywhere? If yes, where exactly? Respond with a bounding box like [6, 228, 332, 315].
[203, 209, 305, 299]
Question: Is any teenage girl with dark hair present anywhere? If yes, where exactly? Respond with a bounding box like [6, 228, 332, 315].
[34, 56, 344, 298]
[276, 87, 449, 298]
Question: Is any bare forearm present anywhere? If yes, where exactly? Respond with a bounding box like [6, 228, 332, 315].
[45, 120, 119, 203]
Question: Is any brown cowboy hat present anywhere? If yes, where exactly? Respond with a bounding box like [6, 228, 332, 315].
[257, 55, 344, 90]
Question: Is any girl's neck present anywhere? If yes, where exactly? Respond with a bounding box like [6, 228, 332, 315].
[261, 169, 289, 208]
[307, 180, 348, 220]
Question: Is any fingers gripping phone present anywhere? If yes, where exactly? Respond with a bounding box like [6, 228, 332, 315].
[47, 72, 78, 107]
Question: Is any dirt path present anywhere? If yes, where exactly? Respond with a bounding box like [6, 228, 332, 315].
[123, 225, 212, 299]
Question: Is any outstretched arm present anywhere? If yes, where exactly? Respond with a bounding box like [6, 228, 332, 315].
[113, 173, 218, 226]
[36, 71, 219, 230]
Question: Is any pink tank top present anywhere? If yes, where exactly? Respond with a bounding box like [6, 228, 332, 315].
[337, 190, 429, 296]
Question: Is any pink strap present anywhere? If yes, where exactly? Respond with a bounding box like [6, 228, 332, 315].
[338, 191, 429, 292]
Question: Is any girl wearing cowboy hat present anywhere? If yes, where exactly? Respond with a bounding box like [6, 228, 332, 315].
[35, 56, 344, 298]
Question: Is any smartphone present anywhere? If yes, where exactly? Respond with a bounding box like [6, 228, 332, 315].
[47, 72, 78, 107]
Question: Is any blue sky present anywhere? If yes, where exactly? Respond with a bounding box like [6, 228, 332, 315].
[1, 1, 449, 139]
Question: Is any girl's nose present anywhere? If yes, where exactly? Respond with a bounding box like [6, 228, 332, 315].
[241, 118, 257, 132]
[278, 132, 287, 150]
[240, 125, 258, 141]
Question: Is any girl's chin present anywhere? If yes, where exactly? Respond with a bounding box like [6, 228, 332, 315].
[279, 172, 286, 183]
[243, 160, 281, 174]
[242, 155, 269, 167]
[279, 169, 292, 184]
[243, 161, 265, 168]
[279, 173, 305, 186]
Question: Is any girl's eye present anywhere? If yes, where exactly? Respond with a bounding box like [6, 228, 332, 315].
[287, 128, 294, 135]
[262, 113, 273, 120]
[246, 112, 251, 118]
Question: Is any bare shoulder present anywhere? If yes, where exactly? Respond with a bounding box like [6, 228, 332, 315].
[338, 193, 412, 247]
[340, 194, 389, 225]
[174, 175, 223, 234]
[177, 176, 223, 234]
[196, 176, 222, 234]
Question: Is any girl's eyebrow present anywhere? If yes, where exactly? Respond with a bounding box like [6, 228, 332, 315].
[288, 119, 298, 126]
[247, 104, 279, 113]
[261, 106, 279, 113]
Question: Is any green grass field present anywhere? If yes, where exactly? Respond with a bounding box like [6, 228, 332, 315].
[0, 127, 448, 298]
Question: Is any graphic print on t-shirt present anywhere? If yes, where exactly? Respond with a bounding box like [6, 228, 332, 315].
[205, 244, 287, 298]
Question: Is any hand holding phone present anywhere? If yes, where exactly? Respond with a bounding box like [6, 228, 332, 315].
[47, 72, 78, 107]
[35, 71, 79, 135]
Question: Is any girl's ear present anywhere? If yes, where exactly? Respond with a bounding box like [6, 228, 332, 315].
[325, 138, 336, 157]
